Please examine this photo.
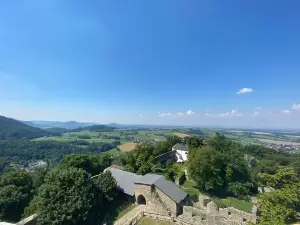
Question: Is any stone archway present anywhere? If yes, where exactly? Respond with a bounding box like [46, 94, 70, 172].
[137, 194, 146, 205]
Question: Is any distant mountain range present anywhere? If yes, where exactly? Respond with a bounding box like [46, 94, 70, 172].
[22, 121, 181, 129]
[22, 120, 100, 129]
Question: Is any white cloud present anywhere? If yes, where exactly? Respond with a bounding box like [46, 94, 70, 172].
[176, 112, 184, 117]
[220, 112, 230, 117]
[158, 112, 172, 117]
[186, 110, 195, 116]
[220, 110, 242, 117]
[204, 113, 212, 117]
[282, 110, 291, 114]
[255, 107, 262, 110]
[236, 88, 254, 95]
[139, 114, 143, 117]
[292, 104, 300, 110]
[253, 111, 259, 117]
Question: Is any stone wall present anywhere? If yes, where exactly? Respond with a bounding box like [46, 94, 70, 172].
[175, 174, 186, 186]
[177, 195, 257, 225]
[134, 183, 171, 216]
[16, 214, 37, 225]
[218, 207, 256, 224]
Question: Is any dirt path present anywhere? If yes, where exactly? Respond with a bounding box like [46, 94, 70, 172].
[113, 205, 145, 225]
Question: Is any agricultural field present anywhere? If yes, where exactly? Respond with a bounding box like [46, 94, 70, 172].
[173, 132, 191, 138]
[117, 142, 137, 152]
[32, 125, 300, 154]
[256, 138, 300, 146]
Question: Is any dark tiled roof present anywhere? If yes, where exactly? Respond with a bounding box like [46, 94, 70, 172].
[154, 177, 187, 204]
[172, 143, 188, 151]
[135, 173, 162, 185]
[106, 168, 142, 196]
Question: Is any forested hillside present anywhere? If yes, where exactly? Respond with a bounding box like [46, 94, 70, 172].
[71, 125, 115, 132]
[0, 116, 48, 140]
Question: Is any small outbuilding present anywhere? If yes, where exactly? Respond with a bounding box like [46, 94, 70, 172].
[172, 143, 189, 162]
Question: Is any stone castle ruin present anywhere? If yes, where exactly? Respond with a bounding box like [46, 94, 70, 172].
[177, 195, 257, 225]
[105, 166, 258, 225]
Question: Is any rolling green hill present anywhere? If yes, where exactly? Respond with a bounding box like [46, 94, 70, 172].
[0, 115, 48, 140]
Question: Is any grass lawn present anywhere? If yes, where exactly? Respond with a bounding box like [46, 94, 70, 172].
[180, 180, 200, 202]
[102, 148, 124, 157]
[32, 136, 75, 142]
[137, 217, 171, 225]
[106, 196, 136, 224]
[115, 204, 137, 220]
[214, 197, 253, 213]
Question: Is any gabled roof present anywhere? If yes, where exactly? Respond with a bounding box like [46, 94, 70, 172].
[172, 143, 188, 151]
[135, 173, 162, 185]
[106, 167, 142, 196]
[153, 177, 187, 204]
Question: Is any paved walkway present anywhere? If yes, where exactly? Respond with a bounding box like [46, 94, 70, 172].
[113, 205, 145, 225]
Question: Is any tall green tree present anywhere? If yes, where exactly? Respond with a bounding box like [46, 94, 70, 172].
[94, 171, 118, 203]
[188, 134, 254, 198]
[188, 147, 225, 194]
[166, 135, 182, 147]
[29, 168, 103, 225]
[123, 143, 155, 175]
[257, 167, 300, 225]
[0, 172, 34, 222]
[59, 154, 112, 175]
[185, 136, 204, 149]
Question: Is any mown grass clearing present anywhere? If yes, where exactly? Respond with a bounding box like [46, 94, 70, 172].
[106, 196, 136, 224]
[180, 180, 200, 202]
[214, 197, 253, 213]
[102, 148, 124, 157]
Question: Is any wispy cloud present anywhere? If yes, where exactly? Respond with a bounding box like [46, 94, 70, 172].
[139, 114, 143, 117]
[176, 112, 184, 117]
[281, 110, 291, 114]
[186, 110, 195, 116]
[292, 104, 300, 110]
[220, 110, 242, 117]
[236, 88, 254, 95]
[253, 111, 259, 116]
[158, 112, 172, 117]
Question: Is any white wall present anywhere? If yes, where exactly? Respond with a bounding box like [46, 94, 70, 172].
[172, 148, 188, 162]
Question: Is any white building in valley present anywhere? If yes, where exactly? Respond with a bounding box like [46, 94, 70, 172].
[172, 143, 189, 163]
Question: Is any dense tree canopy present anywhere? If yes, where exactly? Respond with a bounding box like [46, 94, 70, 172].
[71, 125, 115, 132]
[59, 154, 112, 176]
[123, 135, 182, 175]
[184, 136, 204, 149]
[30, 168, 103, 225]
[0, 172, 34, 222]
[0, 140, 116, 173]
[124, 142, 156, 174]
[94, 171, 119, 203]
[257, 167, 300, 225]
[188, 134, 255, 198]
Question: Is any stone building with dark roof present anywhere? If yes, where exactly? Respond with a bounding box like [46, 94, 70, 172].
[105, 167, 188, 217]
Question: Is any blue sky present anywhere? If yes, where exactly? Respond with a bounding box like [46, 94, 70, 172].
[0, 0, 300, 128]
